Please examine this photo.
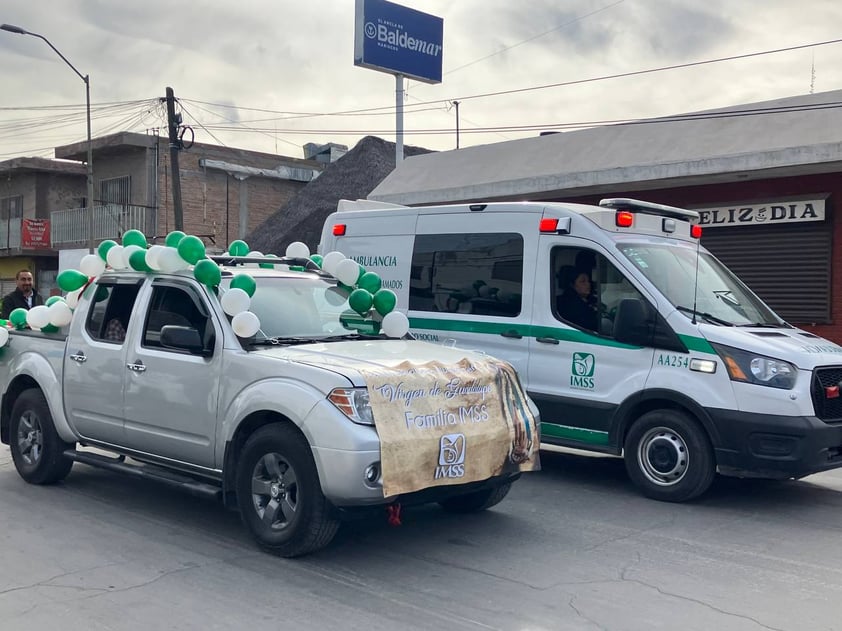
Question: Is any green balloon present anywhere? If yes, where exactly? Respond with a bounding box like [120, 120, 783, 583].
[229, 240, 249, 256]
[349, 288, 374, 315]
[230, 273, 256, 297]
[97, 239, 118, 262]
[46, 296, 65, 306]
[122, 229, 147, 249]
[310, 254, 323, 268]
[57, 269, 89, 292]
[356, 265, 367, 285]
[129, 250, 151, 272]
[259, 254, 279, 269]
[9, 308, 28, 329]
[194, 259, 221, 287]
[358, 272, 382, 294]
[177, 235, 206, 265]
[373, 289, 397, 316]
[165, 230, 186, 248]
[41, 324, 59, 333]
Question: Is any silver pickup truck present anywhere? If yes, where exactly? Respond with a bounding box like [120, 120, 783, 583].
[0, 261, 537, 557]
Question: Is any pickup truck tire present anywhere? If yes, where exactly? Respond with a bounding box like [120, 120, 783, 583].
[236, 424, 339, 558]
[623, 409, 715, 502]
[10, 389, 74, 485]
[438, 481, 512, 513]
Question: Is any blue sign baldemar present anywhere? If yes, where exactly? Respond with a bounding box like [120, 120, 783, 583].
[354, 0, 443, 84]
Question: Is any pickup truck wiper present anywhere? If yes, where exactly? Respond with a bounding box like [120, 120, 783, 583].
[675, 305, 734, 327]
[252, 336, 320, 346]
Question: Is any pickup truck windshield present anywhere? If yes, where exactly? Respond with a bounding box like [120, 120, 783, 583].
[226, 276, 367, 342]
[618, 243, 785, 327]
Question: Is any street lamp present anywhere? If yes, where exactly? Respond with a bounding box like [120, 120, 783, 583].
[1, 23, 95, 254]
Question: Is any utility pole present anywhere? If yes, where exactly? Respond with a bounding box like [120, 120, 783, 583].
[452, 100, 461, 149]
[165, 87, 184, 231]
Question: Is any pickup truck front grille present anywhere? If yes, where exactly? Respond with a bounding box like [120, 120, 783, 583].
[811, 366, 842, 422]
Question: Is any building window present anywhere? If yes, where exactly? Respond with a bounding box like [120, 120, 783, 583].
[409, 233, 524, 317]
[0, 195, 23, 220]
[100, 176, 131, 207]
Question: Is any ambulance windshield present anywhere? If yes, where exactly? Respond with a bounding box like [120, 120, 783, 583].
[618, 243, 786, 327]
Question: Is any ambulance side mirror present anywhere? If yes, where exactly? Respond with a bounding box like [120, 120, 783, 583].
[612, 299, 650, 346]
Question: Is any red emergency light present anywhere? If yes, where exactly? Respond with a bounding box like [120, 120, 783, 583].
[332, 224, 347, 236]
[691, 224, 703, 239]
[615, 211, 634, 228]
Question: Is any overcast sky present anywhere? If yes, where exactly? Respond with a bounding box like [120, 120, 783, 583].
[2, 0, 841, 161]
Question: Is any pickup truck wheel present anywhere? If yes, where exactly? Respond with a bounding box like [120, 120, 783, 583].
[236, 424, 339, 558]
[439, 481, 512, 513]
[623, 409, 715, 502]
[10, 389, 74, 485]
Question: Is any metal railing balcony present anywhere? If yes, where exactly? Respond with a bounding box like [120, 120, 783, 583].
[51, 204, 157, 247]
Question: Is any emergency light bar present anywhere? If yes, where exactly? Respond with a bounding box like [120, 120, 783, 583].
[599, 198, 699, 222]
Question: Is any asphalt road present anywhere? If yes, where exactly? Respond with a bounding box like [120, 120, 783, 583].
[2, 446, 842, 631]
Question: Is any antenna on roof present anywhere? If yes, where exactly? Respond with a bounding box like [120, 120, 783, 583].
[810, 52, 816, 94]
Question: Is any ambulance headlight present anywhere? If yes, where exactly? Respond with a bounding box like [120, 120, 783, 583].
[710, 343, 797, 390]
[328, 388, 375, 425]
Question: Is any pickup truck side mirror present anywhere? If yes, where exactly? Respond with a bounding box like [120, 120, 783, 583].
[160, 325, 210, 356]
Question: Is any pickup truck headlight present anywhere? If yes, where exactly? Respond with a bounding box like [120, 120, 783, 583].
[710, 343, 797, 390]
[328, 388, 375, 425]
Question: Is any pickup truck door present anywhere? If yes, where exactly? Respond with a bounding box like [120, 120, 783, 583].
[121, 279, 222, 469]
[63, 279, 143, 446]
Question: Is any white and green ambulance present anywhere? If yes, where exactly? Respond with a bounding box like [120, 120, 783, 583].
[319, 198, 842, 501]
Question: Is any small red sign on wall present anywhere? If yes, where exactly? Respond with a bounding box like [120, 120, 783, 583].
[22, 219, 51, 249]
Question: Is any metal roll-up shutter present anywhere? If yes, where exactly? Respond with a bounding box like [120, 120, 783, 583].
[701, 221, 831, 324]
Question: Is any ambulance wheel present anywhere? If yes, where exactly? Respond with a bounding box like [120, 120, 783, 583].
[236, 424, 339, 557]
[439, 481, 512, 513]
[9, 388, 74, 485]
[624, 410, 715, 502]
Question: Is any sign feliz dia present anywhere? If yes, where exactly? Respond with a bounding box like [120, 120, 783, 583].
[696, 199, 825, 228]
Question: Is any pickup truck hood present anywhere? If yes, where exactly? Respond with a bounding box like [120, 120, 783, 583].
[253, 339, 491, 386]
[700, 324, 842, 370]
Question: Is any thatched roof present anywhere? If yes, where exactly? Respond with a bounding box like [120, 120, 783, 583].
[246, 136, 432, 254]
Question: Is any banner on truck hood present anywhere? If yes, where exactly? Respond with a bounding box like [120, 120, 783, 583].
[358, 358, 539, 497]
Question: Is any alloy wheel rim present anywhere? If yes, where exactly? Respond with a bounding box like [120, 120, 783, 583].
[16, 411, 44, 467]
[251, 452, 300, 531]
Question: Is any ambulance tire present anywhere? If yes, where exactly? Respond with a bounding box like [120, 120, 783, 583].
[624, 410, 715, 502]
[438, 481, 512, 513]
[236, 424, 340, 558]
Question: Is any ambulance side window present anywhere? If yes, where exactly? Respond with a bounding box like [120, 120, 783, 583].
[552, 246, 650, 339]
[409, 233, 523, 317]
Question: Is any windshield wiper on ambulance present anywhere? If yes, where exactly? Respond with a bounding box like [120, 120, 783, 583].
[675, 305, 734, 326]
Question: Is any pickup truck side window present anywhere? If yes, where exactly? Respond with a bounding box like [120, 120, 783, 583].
[142, 285, 213, 350]
[85, 283, 142, 344]
[409, 233, 524, 317]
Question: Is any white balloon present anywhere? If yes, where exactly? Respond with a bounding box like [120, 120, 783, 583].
[322, 251, 345, 275]
[65, 288, 83, 309]
[26, 305, 51, 330]
[48, 302, 73, 327]
[221, 288, 251, 316]
[106, 245, 126, 269]
[158, 247, 187, 273]
[0, 327, 8, 347]
[286, 241, 310, 259]
[381, 311, 410, 338]
[335, 259, 360, 286]
[232, 311, 260, 337]
[79, 254, 106, 277]
[146, 245, 166, 270]
[248, 250, 264, 258]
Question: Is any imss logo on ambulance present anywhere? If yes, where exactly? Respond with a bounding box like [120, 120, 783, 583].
[571, 352, 596, 390]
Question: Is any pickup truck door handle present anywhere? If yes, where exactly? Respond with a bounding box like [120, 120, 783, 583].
[126, 361, 147, 373]
[69, 352, 87, 363]
[536, 336, 560, 345]
[500, 329, 523, 339]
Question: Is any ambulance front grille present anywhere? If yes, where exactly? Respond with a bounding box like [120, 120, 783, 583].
[811, 367, 842, 422]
